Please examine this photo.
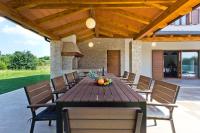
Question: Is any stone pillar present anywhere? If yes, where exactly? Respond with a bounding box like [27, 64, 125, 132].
[124, 39, 131, 72]
[50, 40, 63, 78]
[131, 40, 142, 82]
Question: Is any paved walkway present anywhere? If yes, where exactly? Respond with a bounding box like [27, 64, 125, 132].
[0, 79, 200, 133]
[148, 79, 200, 133]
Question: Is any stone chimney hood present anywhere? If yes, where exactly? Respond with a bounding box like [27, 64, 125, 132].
[61, 42, 83, 57]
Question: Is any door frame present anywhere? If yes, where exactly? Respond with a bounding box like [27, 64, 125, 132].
[152, 50, 164, 80]
[163, 50, 180, 78]
[107, 50, 121, 76]
[181, 50, 199, 79]
[156, 50, 200, 79]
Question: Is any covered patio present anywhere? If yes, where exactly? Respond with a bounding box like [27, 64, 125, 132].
[1, 0, 200, 133]
[1, 80, 200, 133]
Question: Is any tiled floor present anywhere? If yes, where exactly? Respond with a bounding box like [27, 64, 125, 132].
[0, 79, 200, 133]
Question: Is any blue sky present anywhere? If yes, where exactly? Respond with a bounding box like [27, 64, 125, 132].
[0, 17, 50, 57]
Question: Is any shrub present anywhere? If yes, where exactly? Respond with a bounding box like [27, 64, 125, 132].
[0, 60, 7, 70]
[9, 51, 37, 70]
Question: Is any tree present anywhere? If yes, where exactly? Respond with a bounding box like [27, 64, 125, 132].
[0, 60, 7, 70]
[37, 56, 50, 66]
[9, 51, 37, 70]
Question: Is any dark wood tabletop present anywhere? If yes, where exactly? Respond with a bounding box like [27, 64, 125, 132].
[56, 74, 146, 133]
[57, 75, 145, 103]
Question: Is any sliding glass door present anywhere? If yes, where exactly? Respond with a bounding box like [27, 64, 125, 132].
[182, 52, 198, 78]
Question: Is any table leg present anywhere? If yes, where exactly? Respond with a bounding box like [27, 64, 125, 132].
[140, 102, 146, 133]
[56, 103, 63, 133]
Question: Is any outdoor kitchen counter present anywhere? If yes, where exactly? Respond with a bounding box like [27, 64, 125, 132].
[56, 74, 146, 133]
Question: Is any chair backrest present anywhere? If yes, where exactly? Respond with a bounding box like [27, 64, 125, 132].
[63, 108, 143, 133]
[127, 73, 136, 82]
[151, 80, 180, 106]
[73, 71, 79, 81]
[51, 76, 66, 92]
[24, 81, 53, 110]
[65, 73, 75, 84]
[123, 71, 129, 78]
[137, 75, 152, 90]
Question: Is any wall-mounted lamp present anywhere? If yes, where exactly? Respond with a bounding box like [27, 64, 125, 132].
[88, 42, 94, 48]
[152, 42, 157, 47]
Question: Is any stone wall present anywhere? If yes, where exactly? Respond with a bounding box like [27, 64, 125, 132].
[50, 41, 63, 78]
[132, 40, 142, 75]
[77, 38, 129, 75]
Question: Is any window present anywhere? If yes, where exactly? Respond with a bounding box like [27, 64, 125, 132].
[171, 8, 200, 25]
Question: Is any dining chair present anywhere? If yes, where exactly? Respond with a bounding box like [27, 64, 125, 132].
[132, 75, 152, 100]
[147, 80, 180, 133]
[120, 71, 129, 79]
[24, 81, 56, 133]
[72, 71, 82, 83]
[51, 76, 69, 99]
[63, 107, 143, 133]
[65, 73, 76, 88]
[124, 72, 136, 87]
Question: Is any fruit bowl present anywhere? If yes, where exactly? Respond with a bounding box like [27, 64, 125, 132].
[96, 77, 112, 86]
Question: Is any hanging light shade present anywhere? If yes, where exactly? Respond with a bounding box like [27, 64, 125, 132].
[86, 17, 96, 29]
[88, 42, 94, 48]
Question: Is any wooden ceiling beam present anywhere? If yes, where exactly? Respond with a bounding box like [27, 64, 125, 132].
[28, 3, 153, 9]
[77, 35, 95, 43]
[146, 3, 168, 10]
[0, 1, 58, 40]
[15, 0, 176, 10]
[58, 25, 86, 38]
[99, 22, 133, 36]
[98, 17, 140, 33]
[99, 29, 114, 38]
[142, 36, 200, 42]
[108, 9, 151, 24]
[99, 26, 129, 37]
[78, 32, 95, 40]
[76, 29, 94, 36]
[35, 8, 88, 24]
[90, 9, 99, 38]
[135, 0, 200, 40]
[49, 18, 87, 33]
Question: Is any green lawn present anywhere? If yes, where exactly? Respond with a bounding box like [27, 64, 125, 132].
[0, 68, 50, 94]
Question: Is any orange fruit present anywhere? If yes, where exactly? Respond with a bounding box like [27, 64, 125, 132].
[98, 79, 104, 85]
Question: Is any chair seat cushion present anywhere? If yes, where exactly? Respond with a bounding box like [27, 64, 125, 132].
[147, 105, 169, 119]
[35, 106, 57, 121]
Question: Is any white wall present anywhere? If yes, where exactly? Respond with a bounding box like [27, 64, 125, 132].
[141, 41, 200, 77]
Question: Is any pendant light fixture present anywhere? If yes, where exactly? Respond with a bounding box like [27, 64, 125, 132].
[86, 9, 96, 29]
[86, 17, 96, 29]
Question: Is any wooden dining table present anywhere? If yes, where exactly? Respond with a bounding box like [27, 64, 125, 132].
[56, 74, 146, 133]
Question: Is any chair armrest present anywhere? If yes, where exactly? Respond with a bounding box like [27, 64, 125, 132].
[122, 78, 128, 80]
[147, 102, 178, 108]
[132, 83, 137, 86]
[27, 103, 56, 108]
[134, 89, 152, 94]
[52, 90, 66, 94]
[125, 82, 135, 85]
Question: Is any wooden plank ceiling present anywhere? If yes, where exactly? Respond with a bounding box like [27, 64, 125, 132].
[0, 0, 200, 42]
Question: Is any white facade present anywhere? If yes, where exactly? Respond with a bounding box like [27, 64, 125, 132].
[140, 41, 200, 78]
